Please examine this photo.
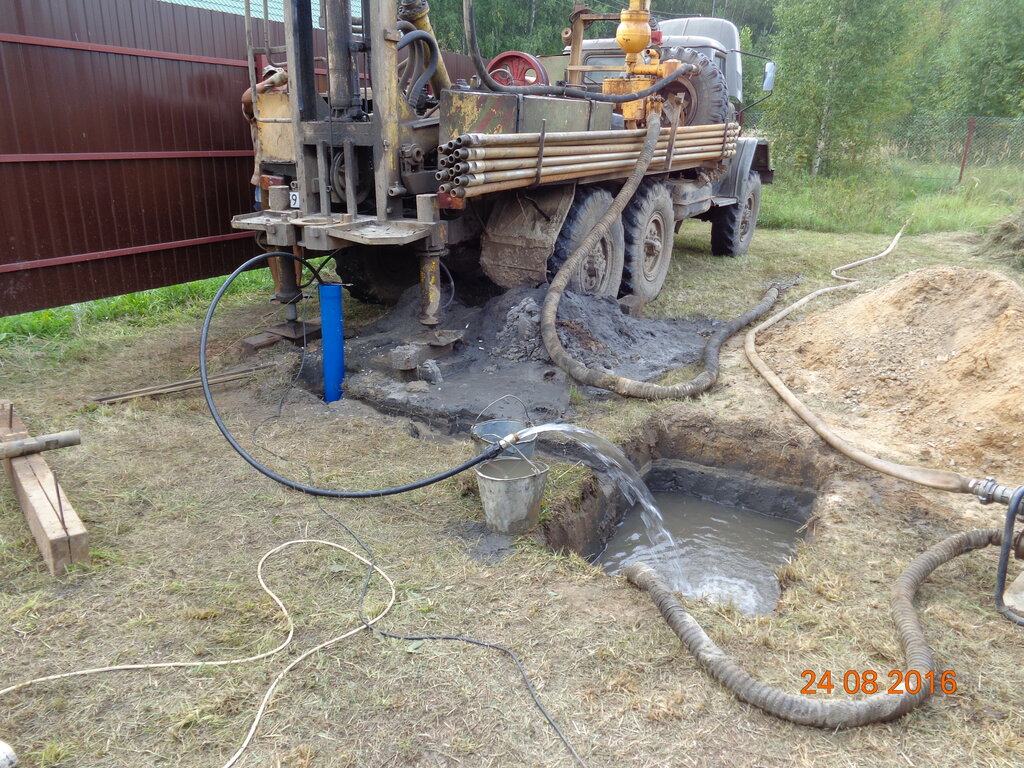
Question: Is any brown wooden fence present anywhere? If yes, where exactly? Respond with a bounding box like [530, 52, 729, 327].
[0, 0, 282, 316]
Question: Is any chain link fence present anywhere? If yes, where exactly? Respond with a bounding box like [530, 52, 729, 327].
[887, 115, 1024, 184]
[743, 111, 1024, 186]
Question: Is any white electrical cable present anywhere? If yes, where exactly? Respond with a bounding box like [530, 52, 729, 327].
[0, 539, 397, 768]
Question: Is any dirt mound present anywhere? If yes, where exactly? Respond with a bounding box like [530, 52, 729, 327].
[763, 266, 1024, 477]
[979, 206, 1024, 267]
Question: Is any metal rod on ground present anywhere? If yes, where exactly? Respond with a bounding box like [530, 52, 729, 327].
[0, 430, 81, 460]
[95, 365, 275, 404]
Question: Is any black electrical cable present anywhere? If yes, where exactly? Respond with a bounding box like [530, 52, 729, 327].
[439, 259, 456, 309]
[200, 251, 503, 498]
[994, 486, 1024, 626]
[463, 0, 692, 103]
[238, 297, 589, 766]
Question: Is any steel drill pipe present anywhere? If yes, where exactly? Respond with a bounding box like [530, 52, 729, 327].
[450, 151, 735, 198]
[452, 142, 738, 174]
[451, 122, 738, 148]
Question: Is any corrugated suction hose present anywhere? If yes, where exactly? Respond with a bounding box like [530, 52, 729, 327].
[625, 527, 1004, 729]
[538, 117, 780, 400]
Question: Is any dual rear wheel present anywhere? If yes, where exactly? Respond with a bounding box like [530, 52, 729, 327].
[549, 173, 762, 301]
[547, 182, 676, 302]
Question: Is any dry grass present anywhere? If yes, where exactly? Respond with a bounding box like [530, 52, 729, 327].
[1, 229, 1022, 767]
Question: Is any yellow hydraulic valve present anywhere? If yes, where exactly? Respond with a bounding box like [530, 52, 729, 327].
[604, 2, 685, 123]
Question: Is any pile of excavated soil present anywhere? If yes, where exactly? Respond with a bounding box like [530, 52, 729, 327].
[763, 266, 1024, 477]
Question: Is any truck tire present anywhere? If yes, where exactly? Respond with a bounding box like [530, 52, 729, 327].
[621, 181, 674, 300]
[336, 245, 420, 304]
[664, 47, 730, 126]
[549, 186, 625, 296]
[710, 170, 761, 257]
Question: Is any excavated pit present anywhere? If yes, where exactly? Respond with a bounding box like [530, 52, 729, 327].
[543, 407, 839, 614]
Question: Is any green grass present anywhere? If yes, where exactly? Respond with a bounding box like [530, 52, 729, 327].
[0, 270, 273, 344]
[760, 161, 1024, 235]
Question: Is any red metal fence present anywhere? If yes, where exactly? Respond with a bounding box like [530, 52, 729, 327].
[0, 0, 276, 316]
[1, 0, 478, 317]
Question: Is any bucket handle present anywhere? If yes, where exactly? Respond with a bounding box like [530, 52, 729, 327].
[474, 428, 539, 466]
[473, 394, 533, 429]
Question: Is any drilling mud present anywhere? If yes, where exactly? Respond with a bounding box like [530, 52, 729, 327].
[325, 285, 720, 429]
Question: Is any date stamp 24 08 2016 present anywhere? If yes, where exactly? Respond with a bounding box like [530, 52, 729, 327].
[800, 669, 957, 695]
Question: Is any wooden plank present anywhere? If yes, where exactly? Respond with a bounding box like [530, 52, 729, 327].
[240, 332, 285, 356]
[0, 401, 89, 575]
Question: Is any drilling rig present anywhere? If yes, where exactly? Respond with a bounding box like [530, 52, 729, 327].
[232, 0, 775, 330]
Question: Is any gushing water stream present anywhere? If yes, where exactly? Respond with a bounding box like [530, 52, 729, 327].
[516, 424, 683, 581]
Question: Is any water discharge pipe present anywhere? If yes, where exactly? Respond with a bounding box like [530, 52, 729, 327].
[625, 527, 1008, 728]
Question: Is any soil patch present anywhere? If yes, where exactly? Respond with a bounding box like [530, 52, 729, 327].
[762, 266, 1024, 478]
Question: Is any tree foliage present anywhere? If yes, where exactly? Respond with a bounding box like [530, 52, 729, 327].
[764, 0, 910, 175]
[427, 0, 1024, 177]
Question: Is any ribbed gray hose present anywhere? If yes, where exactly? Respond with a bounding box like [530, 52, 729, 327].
[625, 527, 1003, 728]
[538, 114, 780, 399]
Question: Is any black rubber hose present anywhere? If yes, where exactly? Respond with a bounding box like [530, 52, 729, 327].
[994, 486, 1024, 625]
[463, 0, 694, 103]
[625, 527, 1004, 729]
[200, 251, 503, 498]
[397, 30, 438, 109]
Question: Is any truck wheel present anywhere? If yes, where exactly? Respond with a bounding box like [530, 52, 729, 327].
[621, 181, 674, 300]
[336, 245, 419, 304]
[663, 47, 729, 126]
[549, 187, 625, 296]
[710, 170, 761, 257]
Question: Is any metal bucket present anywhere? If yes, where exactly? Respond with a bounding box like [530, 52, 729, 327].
[475, 457, 549, 534]
[471, 419, 536, 459]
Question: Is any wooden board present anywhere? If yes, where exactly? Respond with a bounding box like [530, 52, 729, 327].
[1, 401, 89, 575]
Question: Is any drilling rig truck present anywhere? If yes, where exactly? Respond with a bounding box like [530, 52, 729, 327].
[232, 0, 775, 328]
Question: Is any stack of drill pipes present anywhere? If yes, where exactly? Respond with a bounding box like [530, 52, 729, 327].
[437, 123, 740, 195]
[448, 146, 737, 185]
[440, 145, 737, 197]
[447, 140, 738, 175]
[445, 122, 736, 150]
[437, 126, 736, 164]
[448, 132, 735, 161]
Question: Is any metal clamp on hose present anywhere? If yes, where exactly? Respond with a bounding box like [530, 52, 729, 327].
[969, 476, 1016, 506]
